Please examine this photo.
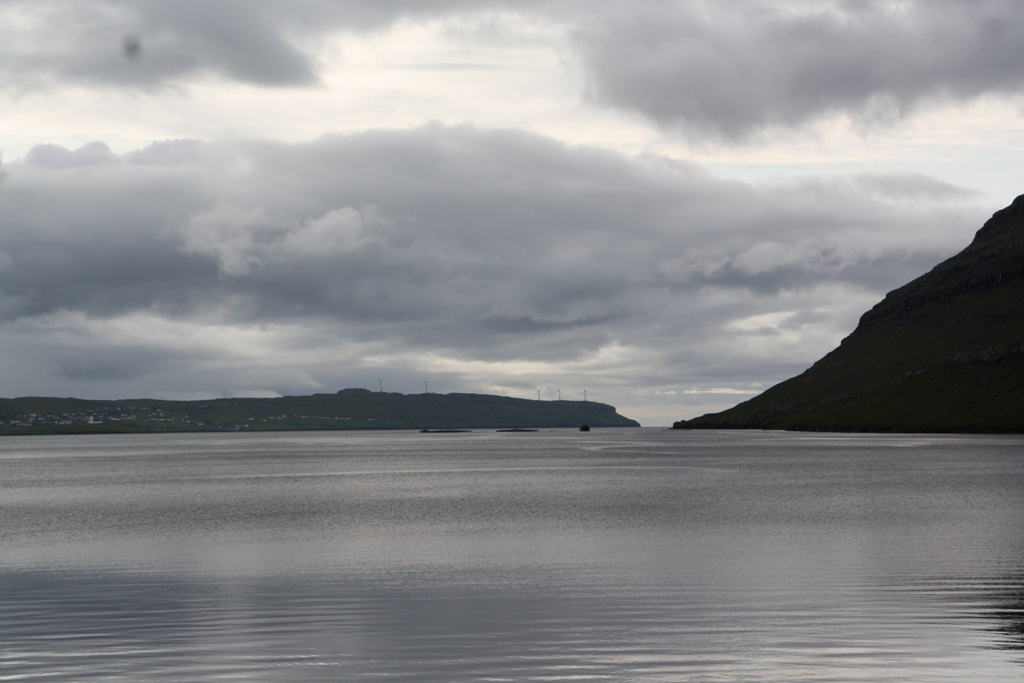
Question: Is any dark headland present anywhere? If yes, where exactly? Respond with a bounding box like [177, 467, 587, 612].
[675, 194, 1024, 433]
[0, 389, 639, 435]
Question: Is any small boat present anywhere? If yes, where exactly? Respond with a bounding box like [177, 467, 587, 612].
[579, 424, 590, 432]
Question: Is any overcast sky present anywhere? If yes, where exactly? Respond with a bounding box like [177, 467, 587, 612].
[1, 0, 1022, 425]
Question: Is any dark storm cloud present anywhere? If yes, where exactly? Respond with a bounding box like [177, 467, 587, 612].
[573, 0, 1024, 138]
[0, 127, 982, 376]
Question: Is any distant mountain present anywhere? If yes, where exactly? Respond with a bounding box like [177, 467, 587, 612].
[675, 194, 1024, 433]
[0, 389, 639, 435]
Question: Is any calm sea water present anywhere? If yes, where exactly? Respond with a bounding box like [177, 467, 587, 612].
[0, 428, 1022, 681]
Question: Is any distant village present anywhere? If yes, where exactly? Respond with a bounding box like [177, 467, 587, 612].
[10, 406, 178, 428]
[5, 403, 370, 432]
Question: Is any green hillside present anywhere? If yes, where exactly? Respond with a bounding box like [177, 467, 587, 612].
[0, 389, 639, 435]
[675, 194, 1024, 433]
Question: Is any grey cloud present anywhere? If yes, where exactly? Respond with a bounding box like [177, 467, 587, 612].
[573, 0, 1024, 139]
[58, 347, 174, 381]
[24, 141, 121, 168]
[126, 139, 208, 166]
[0, 126, 986, 405]
[851, 173, 980, 203]
[141, 2, 316, 86]
[1, 127, 979, 322]
[0, 1, 315, 89]
[6, 0, 1022, 140]
[0, 161, 218, 318]
[0, 0, 542, 90]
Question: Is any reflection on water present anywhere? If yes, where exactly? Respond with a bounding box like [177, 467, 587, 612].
[0, 429, 1022, 681]
[977, 573, 1024, 652]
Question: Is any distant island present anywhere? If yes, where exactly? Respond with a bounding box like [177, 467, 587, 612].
[675, 194, 1024, 433]
[0, 389, 639, 435]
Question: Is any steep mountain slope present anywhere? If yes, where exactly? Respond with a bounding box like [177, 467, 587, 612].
[675, 195, 1024, 432]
